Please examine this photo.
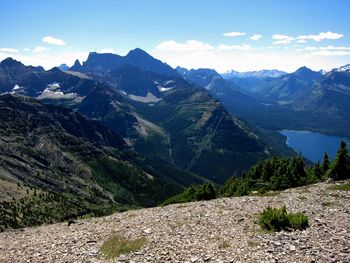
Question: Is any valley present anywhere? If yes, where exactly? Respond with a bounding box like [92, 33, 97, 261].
[1, 1, 350, 262]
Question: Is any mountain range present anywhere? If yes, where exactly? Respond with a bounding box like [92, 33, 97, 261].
[1, 48, 349, 230]
[177, 64, 350, 137]
[0, 48, 279, 211]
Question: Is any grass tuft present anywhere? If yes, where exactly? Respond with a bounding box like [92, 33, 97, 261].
[100, 234, 146, 259]
[258, 206, 309, 232]
[330, 182, 350, 191]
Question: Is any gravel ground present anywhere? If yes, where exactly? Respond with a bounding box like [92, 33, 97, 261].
[0, 181, 349, 263]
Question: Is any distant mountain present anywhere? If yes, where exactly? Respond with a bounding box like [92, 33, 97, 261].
[292, 70, 350, 134]
[335, 64, 350, 72]
[0, 58, 99, 99]
[58, 63, 69, 71]
[71, 48, 178, 78]
[221, 69, 286, 79]
[0, 54, 272, 183]
[66, 52, 274, 183]
[176, 67, 296, 157]
[222, 65, 350, 136]
[230, 66, 323, 104]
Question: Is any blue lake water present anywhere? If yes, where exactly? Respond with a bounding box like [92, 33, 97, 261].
[280, 130, 350, 163]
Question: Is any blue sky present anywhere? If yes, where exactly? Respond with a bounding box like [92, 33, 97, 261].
[1, 0, 349, 72]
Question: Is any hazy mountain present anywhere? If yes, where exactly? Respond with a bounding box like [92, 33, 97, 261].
[176, 67, 296, 157]
[221, 69, 286, 79]
[292, 70, 350, 134]
[58, 63, 69, 71]
[229, 66, 323, 104]
[66, 51, 273, 183]
[335, 64, 350, 72]
[71, 48, 178, 77]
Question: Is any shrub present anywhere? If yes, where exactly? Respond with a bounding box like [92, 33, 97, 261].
[161, 182, 217, 206]
[330, 182, 350, 191]
[100, 234, 146, 259]
[258, 206, 309, 232]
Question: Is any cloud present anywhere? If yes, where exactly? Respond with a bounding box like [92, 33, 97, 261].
[0, 48, 19, 53]
[296, 45, 350, 52]
[33, 46, 50, 53]
[272, 31, 344, 45]
[99, 48, 116, 53]
[272, 34, 295, 44]
[250, 34, 262, 41]
[304, 47, 319, 51]
[223, 31, 246, 37]
[310, 50, 350, 56]
[272, 34, 292, 40]
[0, 51, 89, 70]
[298, 31, 343, 42]
[22, 48, 31, 52]
[151, 38, 350, 73]
[217, 44, 255, 51]
[154, 40, 214, 52]
[42, 36, 66, 46]
[320, 45, 350, 50]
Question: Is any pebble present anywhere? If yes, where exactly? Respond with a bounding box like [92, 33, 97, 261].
[0, 181, 349, 262]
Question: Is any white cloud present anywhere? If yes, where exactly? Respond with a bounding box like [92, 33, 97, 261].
[272, 34, 292, 40]
[304, 47, 319, 51]
[272, 34, 295, 45]
[33, 46, 50, 53]
[154, 40, 214, 52]
[320, 45, 350, 50]
[310, 50, 350, 56]
[0, 51, 89, 70]
[272, 31, 344, 45]
[42, 36, 66, 46]
[99, 48, 116, 53]
[223, 31, 246, 37]
[296, 45, 350, 52]
[298, 31, 343, 42]
[250, 34, 262, 41]
[217, 44, 255, 51]
[22, 48, 31, 52]
[0, 48, 19, 53]
[151, 39, 350, 73]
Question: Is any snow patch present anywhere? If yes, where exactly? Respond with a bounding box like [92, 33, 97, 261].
[158, 86, 173, 92]
[38, 82, 83, 101]
[12, 85, 22, 91]
[38, 89, 81, 100]
[336, 64, 350, 72]
[128, 92, 162, 103]
[47, 83, 60, 90]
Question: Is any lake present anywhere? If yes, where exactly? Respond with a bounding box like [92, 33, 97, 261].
[280, 130, 350, 163]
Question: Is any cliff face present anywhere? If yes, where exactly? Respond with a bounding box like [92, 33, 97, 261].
[1, 181, 349, 262]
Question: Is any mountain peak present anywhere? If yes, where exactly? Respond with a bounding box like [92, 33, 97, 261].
[293, 66, 322, 80]
[295, 66, 313, 74]
[58, 63, 69, 71]
[127, 47, 148, 55]
[73, 59, 81, 67]
[0, 57, 24, 68]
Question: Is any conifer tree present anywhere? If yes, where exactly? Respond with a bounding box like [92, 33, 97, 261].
[328, 141, 350, 180]
[322, 152, 330, 174]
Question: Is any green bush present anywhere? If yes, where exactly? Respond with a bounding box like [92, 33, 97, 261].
[258, 206, 309, 232]
[161, 182, 217, 206]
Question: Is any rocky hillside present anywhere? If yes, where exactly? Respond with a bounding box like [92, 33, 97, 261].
[1, 181, 349, 262]
[0, 94, 206, 230]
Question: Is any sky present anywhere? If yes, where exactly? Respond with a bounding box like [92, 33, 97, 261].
[0, 0, 350, 72]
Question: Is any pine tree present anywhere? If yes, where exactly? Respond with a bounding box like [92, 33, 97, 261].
[322, 152, 330, 174]
[328, 141, 350, 180]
